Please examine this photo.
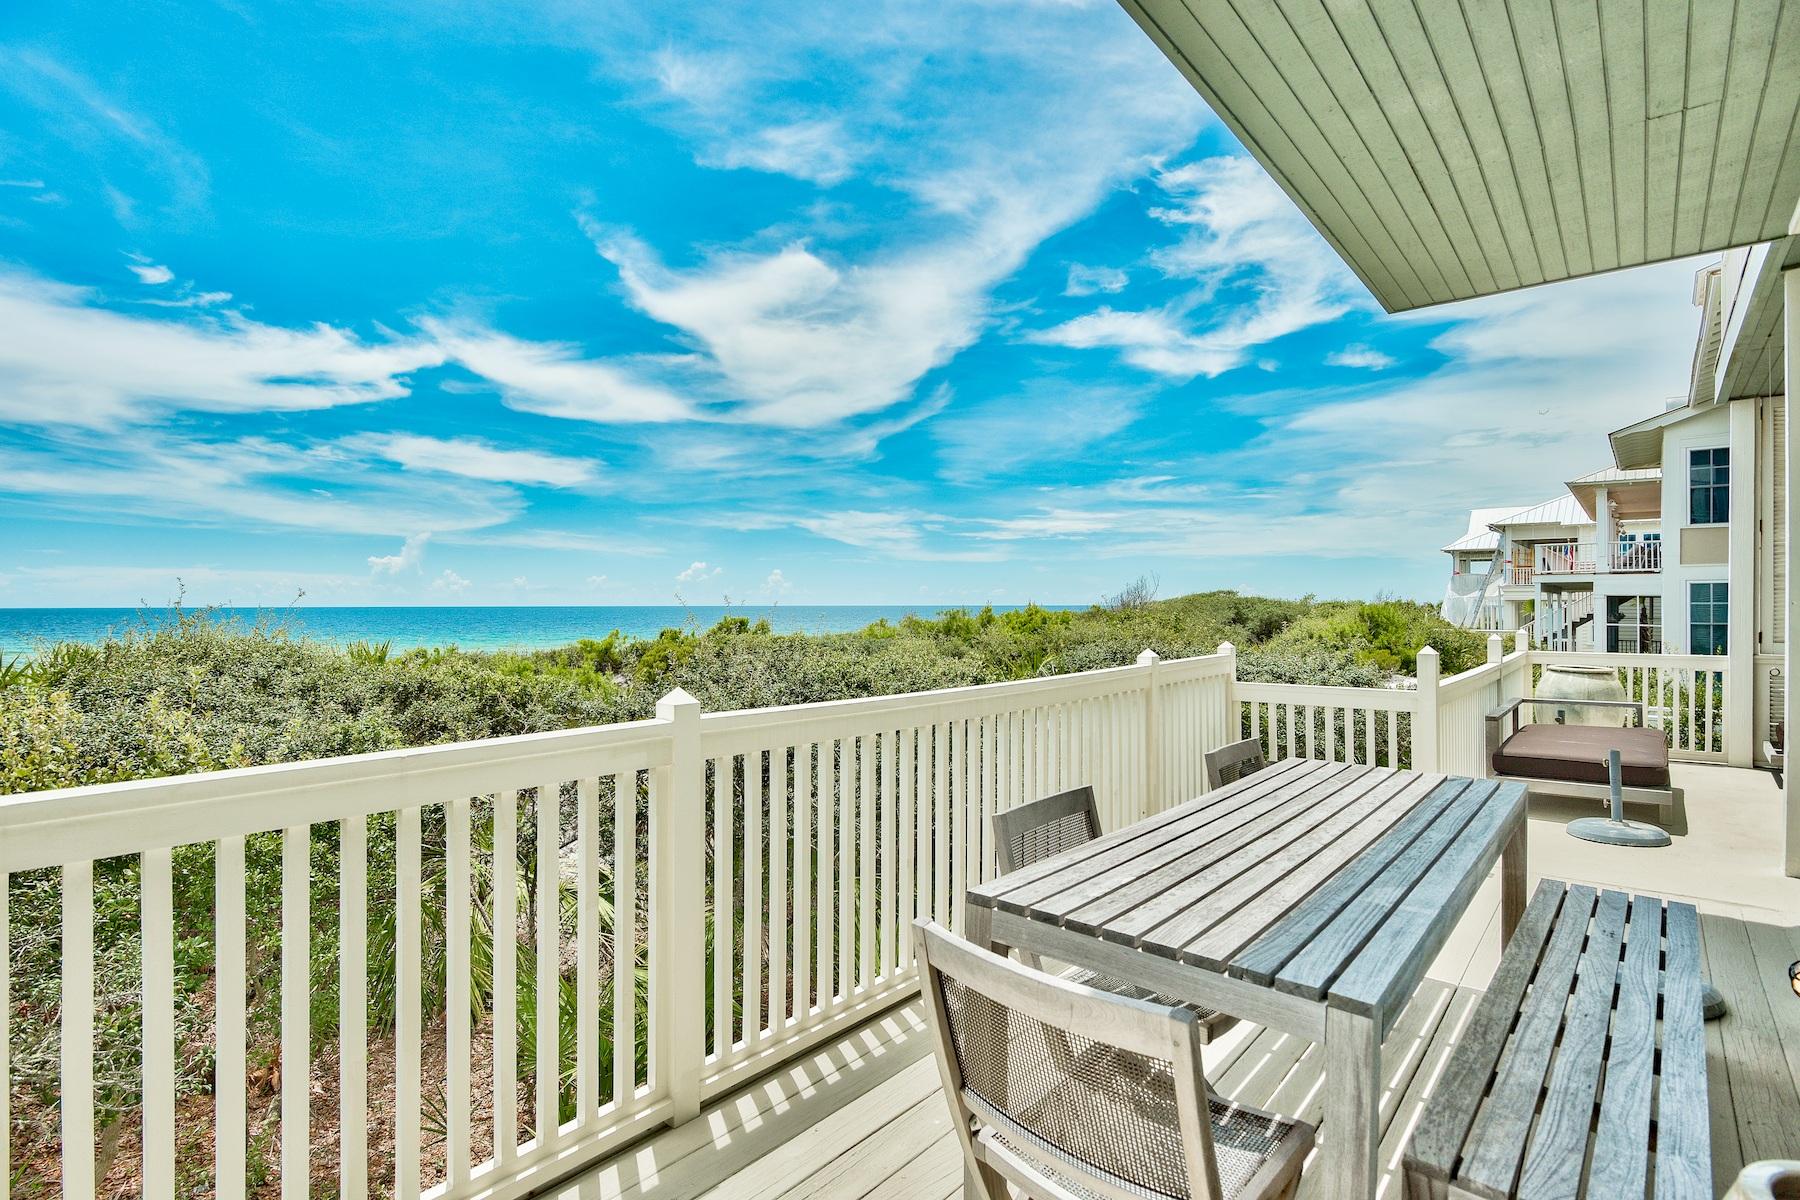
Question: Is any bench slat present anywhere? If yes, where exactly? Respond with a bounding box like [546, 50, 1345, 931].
[1458, 885, 1599, 1199]
[1404, 880, 1567, 1183]
[1587, 892, 1664, 1198]
[1655, 901, 1711, 1200]
[1515, 889, 1628, 1199]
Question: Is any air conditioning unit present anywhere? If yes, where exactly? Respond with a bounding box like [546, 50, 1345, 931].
[1755, 657, 1784, 767]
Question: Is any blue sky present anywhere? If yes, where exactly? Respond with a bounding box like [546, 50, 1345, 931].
[0, 0, 1707, 608]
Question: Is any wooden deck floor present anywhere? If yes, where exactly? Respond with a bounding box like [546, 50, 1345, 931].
[548, 764, 1800, 1200]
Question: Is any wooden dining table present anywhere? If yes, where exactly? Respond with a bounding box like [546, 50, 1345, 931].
[963, 757, 1530, 1199]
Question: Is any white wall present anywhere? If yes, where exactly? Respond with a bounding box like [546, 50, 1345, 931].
[1657, 403, 1733, 653]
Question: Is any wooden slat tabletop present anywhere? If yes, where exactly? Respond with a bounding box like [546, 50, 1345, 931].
[966, 759, 1527, 1027]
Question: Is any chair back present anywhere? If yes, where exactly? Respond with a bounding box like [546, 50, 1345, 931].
[1203, 738, 1267, 791]
[915, 921, 1226, 1200]
[991, 785, 1101, 876]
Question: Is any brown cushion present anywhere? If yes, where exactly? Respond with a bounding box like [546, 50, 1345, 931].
[1493, 722, 1670, 788]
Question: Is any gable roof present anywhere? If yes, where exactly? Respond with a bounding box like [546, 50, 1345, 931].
[1442, 502, 1539, 553]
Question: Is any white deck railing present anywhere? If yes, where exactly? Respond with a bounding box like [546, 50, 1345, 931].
[0, 639, 1731, 1200]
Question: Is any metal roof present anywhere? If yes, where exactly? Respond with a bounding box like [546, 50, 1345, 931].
[1119, 0, 1800, 313]
[1567, 467, 1662, 487]
[1441, 504, 1529, 553]
[1490, 494, 1590, 530]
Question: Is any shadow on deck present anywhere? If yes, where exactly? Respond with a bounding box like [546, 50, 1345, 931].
[547, 763, 1800, 1200]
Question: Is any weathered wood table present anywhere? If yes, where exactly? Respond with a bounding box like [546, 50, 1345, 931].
[964, 757, 1529, 1199]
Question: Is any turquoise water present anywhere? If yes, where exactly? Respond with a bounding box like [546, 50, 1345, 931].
[0, 605, 1085, 654]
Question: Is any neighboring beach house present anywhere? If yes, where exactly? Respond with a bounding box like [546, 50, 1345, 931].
[1443, 256, 1788, 767]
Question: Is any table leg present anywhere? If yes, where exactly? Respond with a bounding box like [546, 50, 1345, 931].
[962, 902, 1011, 958]
[1323, 1006, 1379, 1199]
[1501, 818, 1529, 943]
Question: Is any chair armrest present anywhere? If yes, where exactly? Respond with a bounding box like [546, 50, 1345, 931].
[1486, 698, 1526, 722]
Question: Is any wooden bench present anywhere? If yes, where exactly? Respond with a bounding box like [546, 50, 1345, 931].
[1487, 697, 1682, 812]
[1403, 880, 1709, 1200]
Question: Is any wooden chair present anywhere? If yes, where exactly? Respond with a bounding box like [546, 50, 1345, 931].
[992, 788, 1236, 1043]
[1204, 738, 1267, 792]
[916, 920, 1313, 1200]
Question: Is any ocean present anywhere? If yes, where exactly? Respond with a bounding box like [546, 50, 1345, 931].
[0, 604, 1085, 655]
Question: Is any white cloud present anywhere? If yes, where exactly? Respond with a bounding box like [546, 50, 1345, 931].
[430, 569, 471, 594]
[0, 431, 520, 537]
[585, 574, 609, 588]
[546, 5, 1209, 430]
[764, 568, 792, 594]
[511, 575, 529, 587]
[976, 258, 1708, 569]
[360, 433, 597, 487]
[127, 261, 174, 285]
[1327, 345, 1395, 370]
[1034, 156, 1362, 378]
[0, 270, 442, 426]
[368, 533, 430, 575]
[423, 320, 696, 424]
[676, 560, 721, 583]
[704, 119, 856, 185]
[1064, 264, 1128, 296]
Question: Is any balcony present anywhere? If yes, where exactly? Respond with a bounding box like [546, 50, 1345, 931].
[0, 644, 1776, 1200]
[1534, 539, 1664, 577]
[580, 760, 1798, 1200]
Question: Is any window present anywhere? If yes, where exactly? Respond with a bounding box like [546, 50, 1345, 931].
[1689, 447, 1729, 524]
[1689, 582, 1728, 655]
[1606, 595, 1661, 653]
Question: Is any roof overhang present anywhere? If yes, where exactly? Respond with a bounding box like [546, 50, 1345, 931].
[1609, 405, 1695, 470]
[1119, 0, 1800, 312]
[1715, 234, 1800, 401]
[1569, 475, 1662, 521]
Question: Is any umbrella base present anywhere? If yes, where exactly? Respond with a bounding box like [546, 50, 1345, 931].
[1566, 816, 1673, 848]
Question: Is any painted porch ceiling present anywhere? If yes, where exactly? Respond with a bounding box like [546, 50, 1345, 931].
[1119, 0, 1800, 312]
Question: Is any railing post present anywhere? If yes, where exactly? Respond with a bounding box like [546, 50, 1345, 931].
[1414, 646, 1440, 772]
[1487, 634, 1504, 666]
[1217, 641, 1238, 750]
[654, 687, 705, 1122]
[1138, 648, 1161, 818]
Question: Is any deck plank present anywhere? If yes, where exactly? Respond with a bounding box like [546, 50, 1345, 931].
[1700, 912, 1800, 1166]
[553, 879, 1798, 1200]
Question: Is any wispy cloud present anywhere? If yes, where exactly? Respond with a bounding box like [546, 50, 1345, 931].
[0, 430, 521, 537]
[0, 270, 441, 426]
[703, 119, 856, 185]
[126, 254, 174, 285]
[1033, 157, 1363, 378]
[676, 560, 721, 583]
[934, 381, 1145, 482]
[0, 48, 210, 218]
[1064, 264, 1128, 296]
[360, 433, 598, 487]
[1327, 345, 1395, 370]
[423, 319, 696, 424]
